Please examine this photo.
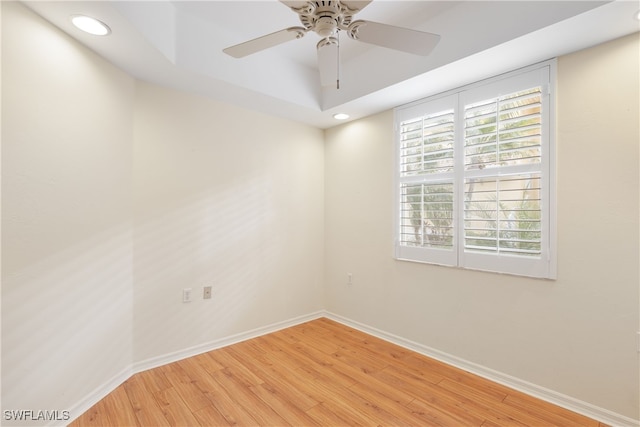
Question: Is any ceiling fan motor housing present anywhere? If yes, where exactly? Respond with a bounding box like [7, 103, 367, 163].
[296, 1, 358, 38]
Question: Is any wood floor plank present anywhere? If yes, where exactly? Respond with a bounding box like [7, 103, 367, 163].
[436, 368, 509, 402]
[224, 340, 274, 372]
[286, 324, 344, 355]
[207, 347, 264, 387]
[69, 404, 112, 427]
[405, 395, 486, 426]
[292, 362, 390, 425]
[331, 348, 389, 374]
[208, 368, 291, 426]
[122, 376, 171, 427]
[135, 369, 172, 394]
[249, 383, 321, 426]
[192, 404, 229, 426]
[372, 364, 489, 425]
[310, 401, 377, 427]
[295, 358, 359, 390]
[436, 378, 550, 426]
[179, 358, 225, 397]
[153, 387, 201, 426]
[316, 322, 415, 372]
[203, 371, 261, 426]
[502, 392, 601, 426]
[305, 402, 359, 426]
[258, 333, 313, 370]
[290, 319, 334, 338]
[333, 326, 416, 364]
[179, 352, 224, 377]
[101, 385, 139, 427]
[70, 318, 608, 427]
[347, 382, 437, 426]
[481, 420, 507, 427]
[286, 336, 339, 368]
[70, 395, 121, 427]
[401, 352, 482, 385]
[310, 385, 391, 427]
[162, 365, 212, 414]
[269, 328, 301, 345]
[329, 385, 415, 426]
[69, 391, 127, 427]
[294, 350, 416, 409]
[395, 363, 554, 427]
[293, 354, 421, 426]
[223, 343, 321, 411]
[390, 353, 446, 385]
[285, 332, 347, 367]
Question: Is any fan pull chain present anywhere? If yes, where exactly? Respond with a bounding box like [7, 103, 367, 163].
[336, 30, 340, 90]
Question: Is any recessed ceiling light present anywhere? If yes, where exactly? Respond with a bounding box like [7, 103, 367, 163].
[333, 113, 350, 120]
[71, 15, 111, 36]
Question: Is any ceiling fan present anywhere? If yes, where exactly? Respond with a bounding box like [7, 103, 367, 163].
[223, 1, 440, 88]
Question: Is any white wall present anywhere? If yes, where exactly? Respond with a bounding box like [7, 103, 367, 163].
[2, 1, 638, 424]
[324, 32, 639, 420]
[1, 0, 135, 420]
[132, 82, 325, 363]
[1, 1, 325, 423]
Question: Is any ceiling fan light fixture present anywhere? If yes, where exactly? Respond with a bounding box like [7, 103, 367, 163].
[71, 15, 111, 36]
[315, 16, 338, 37]
[333, 113, 350, 120]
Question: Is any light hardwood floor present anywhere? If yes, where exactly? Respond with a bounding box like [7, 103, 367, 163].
[71, 318, 607, 426]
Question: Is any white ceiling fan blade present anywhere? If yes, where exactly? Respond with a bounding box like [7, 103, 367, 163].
[317, 38, 339, 87]
[341, 1, 373, 12]
[223, 27, 307, 58]
[347, 20, 440, 56]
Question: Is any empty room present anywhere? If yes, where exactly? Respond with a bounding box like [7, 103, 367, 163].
[2, 0, 639, 426]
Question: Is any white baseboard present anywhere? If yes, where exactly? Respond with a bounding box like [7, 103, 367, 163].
[64, 311, 324, 426]
[63, 310, 638, 427]
[61, 366, 133, 427]
[132, 311, 325, 374]
[324, 311, 640, 427]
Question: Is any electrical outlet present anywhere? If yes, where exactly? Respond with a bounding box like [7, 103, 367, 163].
[183, 288, 192, 303]
[203, 286, 212, 300]
[347, 273, 353, 286]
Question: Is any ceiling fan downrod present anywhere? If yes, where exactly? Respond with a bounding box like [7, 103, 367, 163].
[337, 30, 340, 90]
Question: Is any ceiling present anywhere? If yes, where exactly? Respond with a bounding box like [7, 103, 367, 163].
[23, 1, 640, 129]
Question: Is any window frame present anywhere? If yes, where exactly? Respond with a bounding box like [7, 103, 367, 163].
[393, 61, 557, 279]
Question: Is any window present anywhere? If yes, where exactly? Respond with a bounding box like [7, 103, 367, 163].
[394, 63, 556, 279]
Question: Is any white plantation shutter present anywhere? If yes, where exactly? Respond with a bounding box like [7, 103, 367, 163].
[395, 63, 556, 278]
[396, 95, 457, 265]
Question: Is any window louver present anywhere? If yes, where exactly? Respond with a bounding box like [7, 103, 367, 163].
[464, 88, 542, 170]
[400, 182, 454, 249]
[463, 175, 541, 256]
[400, 110, 455, 176]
